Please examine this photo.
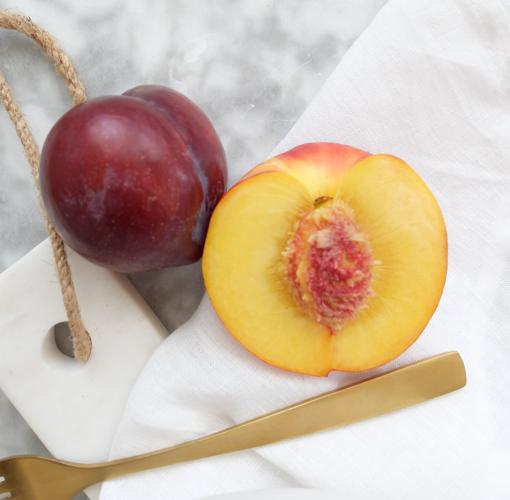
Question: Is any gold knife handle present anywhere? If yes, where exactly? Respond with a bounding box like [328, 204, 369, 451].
[94, 351, 465, 481]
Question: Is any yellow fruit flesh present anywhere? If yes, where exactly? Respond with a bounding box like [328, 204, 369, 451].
[330, 155, 447, 370]
[203, 172, 333, 375]
[203, 154, 447, 375]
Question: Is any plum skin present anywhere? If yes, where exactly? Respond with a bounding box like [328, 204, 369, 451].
[40, 85, 227, 273]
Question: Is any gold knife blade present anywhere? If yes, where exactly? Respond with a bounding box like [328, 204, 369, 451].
[105, 351, 466, 477]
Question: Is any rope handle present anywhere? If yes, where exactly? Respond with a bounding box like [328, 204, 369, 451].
[0, 11, 91, 361]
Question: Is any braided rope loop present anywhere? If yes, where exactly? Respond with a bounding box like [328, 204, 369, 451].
[0, 12, 91, 361]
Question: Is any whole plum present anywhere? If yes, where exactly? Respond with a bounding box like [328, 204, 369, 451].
[40, 85, 227, 273]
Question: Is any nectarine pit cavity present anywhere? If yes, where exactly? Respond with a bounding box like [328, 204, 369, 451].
[283, 197, 373, 332]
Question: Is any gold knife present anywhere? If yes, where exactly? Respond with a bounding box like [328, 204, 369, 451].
[0, 351, 466, 500]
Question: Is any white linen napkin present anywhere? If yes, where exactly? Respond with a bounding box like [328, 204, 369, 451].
[100, 0, 510, 498]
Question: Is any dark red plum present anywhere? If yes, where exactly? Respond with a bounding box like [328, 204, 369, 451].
[40, 85, 227, 273]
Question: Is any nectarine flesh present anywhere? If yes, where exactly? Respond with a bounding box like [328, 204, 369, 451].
[203, 143, 447, 375]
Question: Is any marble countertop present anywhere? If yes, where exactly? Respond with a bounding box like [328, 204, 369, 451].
[0, 0, 385, 467]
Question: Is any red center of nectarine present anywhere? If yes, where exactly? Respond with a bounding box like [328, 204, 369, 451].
[283, 197, 373, 332]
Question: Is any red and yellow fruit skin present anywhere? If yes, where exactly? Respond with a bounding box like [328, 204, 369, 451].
[241, 142, 369, 192]
[204, 143, 447, 376]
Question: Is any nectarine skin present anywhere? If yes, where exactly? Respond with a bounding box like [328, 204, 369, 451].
[40, 85, 227, 273]
[203, 143, 447, 375]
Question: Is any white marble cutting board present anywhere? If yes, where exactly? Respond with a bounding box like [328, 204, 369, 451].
[0, 240, 168, 498]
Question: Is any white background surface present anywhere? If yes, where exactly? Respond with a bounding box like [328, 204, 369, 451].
[0, 0, 385, 462]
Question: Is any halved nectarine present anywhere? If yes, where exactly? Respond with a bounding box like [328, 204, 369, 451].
[203, 143, 447, 375]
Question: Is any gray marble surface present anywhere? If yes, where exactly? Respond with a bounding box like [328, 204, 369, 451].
[0, 0, 385, 470]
